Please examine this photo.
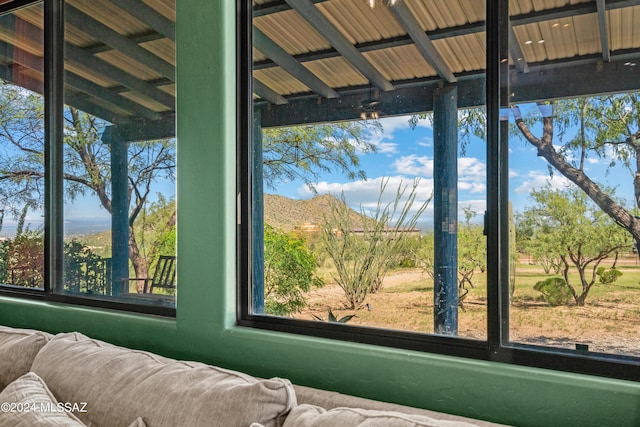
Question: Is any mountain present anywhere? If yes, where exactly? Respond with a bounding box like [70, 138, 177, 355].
[264, 193, 366, 232]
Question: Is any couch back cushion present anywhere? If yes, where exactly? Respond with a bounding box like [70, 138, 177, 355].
[31, 332, 296, 427]
[0, 326, 52, 391]
[282, 404, 484, 427]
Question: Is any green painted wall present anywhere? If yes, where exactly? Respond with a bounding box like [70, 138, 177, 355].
[0, 1, 639, 426]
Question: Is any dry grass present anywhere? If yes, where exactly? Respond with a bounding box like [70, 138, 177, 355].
[296, 259, 640, 356]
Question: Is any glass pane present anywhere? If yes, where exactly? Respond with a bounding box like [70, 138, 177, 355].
[251, 1, 486, 339]
[61, 0, 176, 307]
[0, 3, 45, 290]
[507, 1, 640, 356]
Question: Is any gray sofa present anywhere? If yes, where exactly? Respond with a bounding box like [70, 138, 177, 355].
[0, 325, 506, 427]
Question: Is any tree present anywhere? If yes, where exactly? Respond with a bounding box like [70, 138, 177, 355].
[263, 224, 323, 316]
[523, 186, 630, 305]
[512, 97, 640, 249]
[321, 179, 429, 309]
[0, 83, 176, 283]
[262, 122, 379, 191]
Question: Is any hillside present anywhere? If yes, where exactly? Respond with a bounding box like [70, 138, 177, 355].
[264, 193, 367, 232]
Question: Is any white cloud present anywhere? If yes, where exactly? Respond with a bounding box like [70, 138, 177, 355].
[391, 155, 486, 194]
[391, 155, 433, 176]
[513, 171, 574, 194]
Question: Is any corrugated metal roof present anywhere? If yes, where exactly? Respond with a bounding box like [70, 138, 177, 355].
[0, 0, 636, 125]
[252, 0, 640, 106]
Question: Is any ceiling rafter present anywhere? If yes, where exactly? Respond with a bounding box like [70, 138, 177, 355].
[386, 0, 456, 83]
[509, 24, 529, 73]
[253, 27, 338, 99]
[108, 0, 175, 42]
[255, 0, 635, 73]
[65, 43, 174, 109]
[0, 36, 161, 121]
[66, 4, 175, 81]
[596, 0, 611, 62]
[284, 0, 394, 92]
[253, 78, 288, 105]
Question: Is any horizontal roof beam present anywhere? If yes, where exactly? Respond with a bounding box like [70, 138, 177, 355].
[259, 56, 640, 127]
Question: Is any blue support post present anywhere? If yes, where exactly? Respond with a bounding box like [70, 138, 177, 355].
[252, 108, 265, 313]
[433, 84, 458, 335]
[108, 134, 129, 296]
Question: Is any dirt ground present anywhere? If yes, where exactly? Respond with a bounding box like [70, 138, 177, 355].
[296, 268, 640, 357]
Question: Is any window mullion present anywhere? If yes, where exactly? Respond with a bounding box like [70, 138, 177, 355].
[44, 0, 64, 294]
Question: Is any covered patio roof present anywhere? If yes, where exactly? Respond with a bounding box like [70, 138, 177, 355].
[0, 0, 637, 130]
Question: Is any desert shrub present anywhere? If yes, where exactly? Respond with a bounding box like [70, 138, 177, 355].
[264, 224, 323, 316]
[533, 277, 572, 306]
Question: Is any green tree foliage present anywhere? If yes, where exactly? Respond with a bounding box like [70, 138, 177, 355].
[64, 240, 110, 294]
[263, 224, 323, 316]
[0, 83, 176, 282]
[321, 179, 430, 309]
[262, 122, 380, 191]
[132, 195, 176, 275]
[457, 206, 486, 291]
[0, 204, 44, 288]
[512, 96, 640, 249]
[523, 186, 629, 305]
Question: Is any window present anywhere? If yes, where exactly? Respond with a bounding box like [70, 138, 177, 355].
[0, 0, 176, 314]
[239, 0, 640, 380]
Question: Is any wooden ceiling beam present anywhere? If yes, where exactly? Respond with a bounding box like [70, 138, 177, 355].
[509, 24, 529, 74]
[66, 4, 175, 81]
[64, 72, 162, 121]
[65, 43, 175, 109]
[386, 0, 456, 83]
[284, 0, 394, 92]
[254, 27, 338, 99]
[108, 0, 175, 42]
[596, 0, 611, 62]
[253, 78, 288, 105]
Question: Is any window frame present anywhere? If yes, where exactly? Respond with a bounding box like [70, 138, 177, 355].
[0, 0, 176, 318]
[237, 0, 640, 381]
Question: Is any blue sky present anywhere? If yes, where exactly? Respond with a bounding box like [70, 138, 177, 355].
[270, 105, 635, 230]
[3, 104, 633, 236]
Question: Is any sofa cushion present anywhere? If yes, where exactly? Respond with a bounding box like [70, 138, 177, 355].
[0, 372, 87, 427]
[0, 325, 52, 391]
[283, 404, 484, 427]
[31, 332, 296, 427]
[293, 385, 506, 426]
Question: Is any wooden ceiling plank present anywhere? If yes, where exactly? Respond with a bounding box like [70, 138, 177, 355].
[254, 27, 338, 99]
[284, 0, 394, 91]
[253, 77, 289, 104]
[66, 4, 174, 81]
[386, 0, 456, 83]
[596, 0, 611, 62]
[108, 0, 175, 42]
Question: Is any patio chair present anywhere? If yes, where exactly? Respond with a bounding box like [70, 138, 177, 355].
[122, 255, 176, 294]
